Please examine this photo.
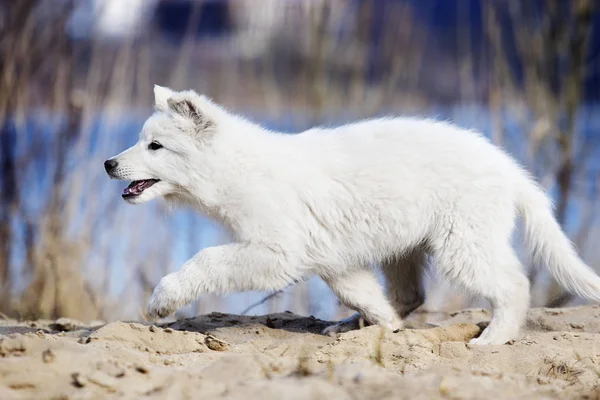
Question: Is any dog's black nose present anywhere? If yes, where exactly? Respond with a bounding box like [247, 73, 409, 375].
[104, 159, 118, 173]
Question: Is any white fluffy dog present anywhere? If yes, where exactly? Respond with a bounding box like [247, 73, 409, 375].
[104, 85, 600, 345]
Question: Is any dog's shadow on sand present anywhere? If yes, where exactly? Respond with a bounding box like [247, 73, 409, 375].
[0, 311, 440, 340]
[0, 313, 332, 338]
[159, 311, 439, 337]
[160, 311, 332, 336]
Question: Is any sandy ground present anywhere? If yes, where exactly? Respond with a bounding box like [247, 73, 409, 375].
[1, 306, 600, 399]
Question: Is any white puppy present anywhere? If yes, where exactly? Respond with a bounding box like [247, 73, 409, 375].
[105, 85, 600, 345]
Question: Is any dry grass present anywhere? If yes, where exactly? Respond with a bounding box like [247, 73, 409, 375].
[540, 357, 585, 384]
[371, 327, 387, 367]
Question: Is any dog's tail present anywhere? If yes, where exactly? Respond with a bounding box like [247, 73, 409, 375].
[517, 176, 600, 303]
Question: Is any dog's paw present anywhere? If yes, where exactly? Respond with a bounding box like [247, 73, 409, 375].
[468, 329, 515, 346]
[322, 313, 367, 336]
[147, 274, 184, 319]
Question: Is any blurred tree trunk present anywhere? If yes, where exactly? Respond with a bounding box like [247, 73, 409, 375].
[0, 123, 16, 296]
[0, 0, 40, 311]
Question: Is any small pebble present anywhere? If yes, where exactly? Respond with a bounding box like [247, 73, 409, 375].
[71, 373, 87, 388]
[205, 335, 231, 352]
[134, 364, 149, 374]
[42, 349, 55, 363]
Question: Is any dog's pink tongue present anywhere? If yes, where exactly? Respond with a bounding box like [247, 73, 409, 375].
[123, 179, 158, 196]
[123, 181, 143, 195]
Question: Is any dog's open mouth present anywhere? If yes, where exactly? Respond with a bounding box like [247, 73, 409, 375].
[122, 179, 160, 198]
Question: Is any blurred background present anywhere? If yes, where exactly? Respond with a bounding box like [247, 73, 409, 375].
[1, 0, 600, 323]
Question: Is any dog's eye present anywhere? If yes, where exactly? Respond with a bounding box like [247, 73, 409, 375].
[148, 141, 163, 151]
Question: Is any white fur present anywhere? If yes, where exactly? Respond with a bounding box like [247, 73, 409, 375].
[105, 85, 600, 345]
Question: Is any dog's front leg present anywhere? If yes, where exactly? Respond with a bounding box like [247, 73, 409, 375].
[147, 242, 300, 318]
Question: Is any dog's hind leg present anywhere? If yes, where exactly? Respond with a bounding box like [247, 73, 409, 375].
[382, 248, 426, 318]
[431, 225, 530, 345]
[322, 268, 402, 335]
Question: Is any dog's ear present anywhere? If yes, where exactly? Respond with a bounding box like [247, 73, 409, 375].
[154, 85, 175, 111]
[167, 93, 214, 132]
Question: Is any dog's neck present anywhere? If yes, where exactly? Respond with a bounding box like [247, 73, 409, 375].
[165, 119, 291, 236]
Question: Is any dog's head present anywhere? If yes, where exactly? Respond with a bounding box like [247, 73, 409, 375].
[104, 85, 220, 205]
